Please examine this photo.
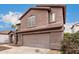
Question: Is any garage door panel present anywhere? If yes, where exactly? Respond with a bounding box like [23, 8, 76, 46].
[23, 33, 49, 48]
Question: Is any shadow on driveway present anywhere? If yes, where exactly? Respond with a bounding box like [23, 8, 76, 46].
[0, 46, 11, 51]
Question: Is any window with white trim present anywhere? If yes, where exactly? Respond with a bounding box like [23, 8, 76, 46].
[27, 15, 36, 27]
[49, 13, 56, 22]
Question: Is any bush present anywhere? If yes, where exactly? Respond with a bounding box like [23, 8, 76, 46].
[61, 32, 79, 54]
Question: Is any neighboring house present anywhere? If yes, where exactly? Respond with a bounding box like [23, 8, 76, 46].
[0, 30, 12, 44]
[12, 4, 66, 50]
[71, 23, 79, 33]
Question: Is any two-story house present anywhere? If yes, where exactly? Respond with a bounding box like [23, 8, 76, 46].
[12, 4, 66, 50]
[71, 23, 79, 33]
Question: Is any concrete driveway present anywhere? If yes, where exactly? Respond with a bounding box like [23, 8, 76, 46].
[0, 44, 60, 54]
[0, 44, 50, 54]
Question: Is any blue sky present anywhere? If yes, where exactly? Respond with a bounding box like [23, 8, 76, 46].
[0, 4, 79, 31]
[0, 4, 35, 31]
[0, 4, 35, 14]
[66, 4, 79, 23]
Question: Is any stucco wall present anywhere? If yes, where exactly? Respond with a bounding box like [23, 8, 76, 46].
[50, 31, 63, 49]
[50, 8, 63, 24]
[20, 10, 49, 31]
[19, 8, 64, 32]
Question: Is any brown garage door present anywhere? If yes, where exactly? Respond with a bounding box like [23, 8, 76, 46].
[22, 33, 50, 48]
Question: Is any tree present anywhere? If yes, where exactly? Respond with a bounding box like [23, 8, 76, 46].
[11, 24, 17, 30]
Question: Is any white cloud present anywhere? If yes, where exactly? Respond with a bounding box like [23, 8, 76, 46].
[0, 11, 22, 25]
[64, 23, 73, 33]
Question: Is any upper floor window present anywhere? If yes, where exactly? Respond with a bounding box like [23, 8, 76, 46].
[49, 13, 56, 23]
[27, 15, 36, 27]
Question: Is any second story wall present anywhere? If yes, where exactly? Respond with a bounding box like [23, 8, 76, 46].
[20, 9, 49, 31]
[18, 6, 65, 31]
[49, 8, 64, 25]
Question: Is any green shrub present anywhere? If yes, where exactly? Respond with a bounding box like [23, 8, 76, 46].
[61, 32, 79, 54]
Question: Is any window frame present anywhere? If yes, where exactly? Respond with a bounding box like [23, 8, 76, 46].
[27, 15, 36, 28]
[49, 12, 56, 23]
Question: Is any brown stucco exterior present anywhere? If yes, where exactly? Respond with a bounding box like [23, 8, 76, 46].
[14, 4, 66, 50]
